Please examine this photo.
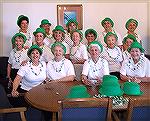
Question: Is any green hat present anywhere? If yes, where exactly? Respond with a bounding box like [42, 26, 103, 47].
[127, 42, 144, 53]
[52, 25, 65, 33]
[17, 15, 29, 27]
[102, 75, 119, 85]
[101, 17, 114, 27]
[85, 29, 97, 40]
[40, 19, 51, 27]
[66, 85, 90, 98]
[125, 18, 138, 29]
[66, 19, 78, 27]
[33, 27, 46, 37]
[88, 41, 103, 53]
[104, 32, 118, 44]
[27, 44, 43, 57]
[123, 82, 143, 95]
[71, 29, 83, 41]
[51, 42, 66, 54]
[123, 34, 137, 44]
[11, 33, 27, 45]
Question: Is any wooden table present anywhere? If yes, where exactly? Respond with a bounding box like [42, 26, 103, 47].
[25, 81, 150, 112]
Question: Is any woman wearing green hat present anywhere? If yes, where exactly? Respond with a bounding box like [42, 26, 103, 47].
[70, 29, 88, 64]
[47, 42, 75, 82]
[16, 15, 33, 49]
[33, 27, 54, 62]
[82, 41, 109, 86]
[120, 42, 150, 83]
[7, 33, 29, 86]
[100, 17, 123, 49]
[101, 32, 123, 79]
[124, 18, 141, 44]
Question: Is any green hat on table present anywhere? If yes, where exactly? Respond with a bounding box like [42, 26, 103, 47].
[101, 17, 114, 27]
[40, 19, 51, 27]
[88, 41, 103, 53]
[11, 33, 27, 45]
[27, 44, 43, 57]
[125, 18, 138, 29]
[66, 19, 78, 27]
[85, 28, 97, 40]
[71, 29, 83, 41]
[17, 15, 29, 27]
[51, 42, 66, 54]
[123, 34, 137, 44]
[104, 32, 118, 44]
[66, 85, 90, 98]
[52, 25, 65, 33]
[123, 82, 143, 95]
[127, 41, 144, 53]
[33, 27, 46, 37]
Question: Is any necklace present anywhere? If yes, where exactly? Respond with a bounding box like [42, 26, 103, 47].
[52, 58, 65, 72]
[13, 48, 23, 63]
[29, 61, 43, 76]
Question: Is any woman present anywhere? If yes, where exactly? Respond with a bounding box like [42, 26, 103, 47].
[47, 42, 75, 82]
[82, 41, 109, 86]
[101, 32, 123, 79]
[11, 44, 46, 97]
[70, 29, 88, 64]
[124, 18, 141, 43]
[16, 15, 32, 49]
[7, 33, 29, 83]
[33, 27, 54, 62]
[120, 42, 150, 83]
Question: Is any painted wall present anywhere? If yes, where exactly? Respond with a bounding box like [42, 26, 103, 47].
[1, 1, 149, 56]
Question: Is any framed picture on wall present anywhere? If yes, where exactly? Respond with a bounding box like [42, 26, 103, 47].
[57, 4, 83, 30]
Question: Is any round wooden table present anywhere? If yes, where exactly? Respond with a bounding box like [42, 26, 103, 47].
[25, 81, 150, 112]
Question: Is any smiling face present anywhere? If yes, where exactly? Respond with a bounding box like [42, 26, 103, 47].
[53, 30, 64, 42]
[130, 48, 141, 62]
[14, 36, 24, 50]
[86, 33, 95, 44]
[125, 38, 134, 48]
[20, 20, 28, 31]
[41, 24, 51, 34]
[35, 33, 45, 45]
[30, 49, 40, 62]
[103, 21, 112, 31]
[72, 32, 81, 46]
[68, 22, 77, 33]
[89, 46, 101, 60]
[106, 35, 117, 48]
[127, 22, 137, 32]
[53, 45, 64, 61]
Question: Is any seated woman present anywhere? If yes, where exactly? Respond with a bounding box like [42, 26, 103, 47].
[70, 29, 88, 64]
[47, 42, 75, 82]
[101, 32, 123, 79]
[120, 42, 150, 83]
[81, 41, 109, 86]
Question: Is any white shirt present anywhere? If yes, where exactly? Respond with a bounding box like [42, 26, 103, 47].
[82, 58, 109, 80]
[120, 56, 150, 77]
[101, 46, 123, 72]
[122, 50, 131, 60]
[64, 32, 74, 48]
[70, 43, 88, 61]
[8, 48, 29, 69]
[47, 58, 75, 80]
[20, 31, 32, 48]
[43, 35, 55, 47]
[17, 61, 46, 91]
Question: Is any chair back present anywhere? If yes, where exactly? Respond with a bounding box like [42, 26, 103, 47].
[126, 98, 150, 121]
[58, 98, 112, 121]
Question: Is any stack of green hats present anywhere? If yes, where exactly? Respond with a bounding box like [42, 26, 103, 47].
[99, 75, 124, 96]
[123, 82, 143, 96]
[66, 85, 90, 98]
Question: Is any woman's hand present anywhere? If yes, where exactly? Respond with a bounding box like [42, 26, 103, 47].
[11, 90, 19, 97]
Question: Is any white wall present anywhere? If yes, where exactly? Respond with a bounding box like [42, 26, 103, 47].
[1, 1, 149, 56]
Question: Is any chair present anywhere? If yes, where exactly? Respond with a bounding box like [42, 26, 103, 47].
[0, 84, 27, 121]
[126, 98, 150, 121]
[58, 98, 113, 121]
[73, 64, 83, 81]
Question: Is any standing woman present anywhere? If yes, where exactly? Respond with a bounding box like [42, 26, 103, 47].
[7, 33, 29, 84]
[47, 42, 75, 82]
[17, 15, 32, 49]
[70, 29, 88, 64]
[82, 41, 109, 86]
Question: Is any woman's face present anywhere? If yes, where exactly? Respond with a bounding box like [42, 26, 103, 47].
[20, 20, 28, 30]
[125, 38, 134, 48]
[53, 30, 63, 41]
[89, 46, 100, 59]
[15, 36, 24, 49]
[30, 49, 40, 62]
[130, 48, 141, 61]
[35, 33, 44, 45]
[127, 22, 137, 32]
[68, 23, 77, 32]
[53, 46, 64, 60]
[72, 32, 80, 46]
[86, 33, 95, 44]
[103, 21, 112, 31]
[41, 24, 50, 34]
[106, 35, 117, 48]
